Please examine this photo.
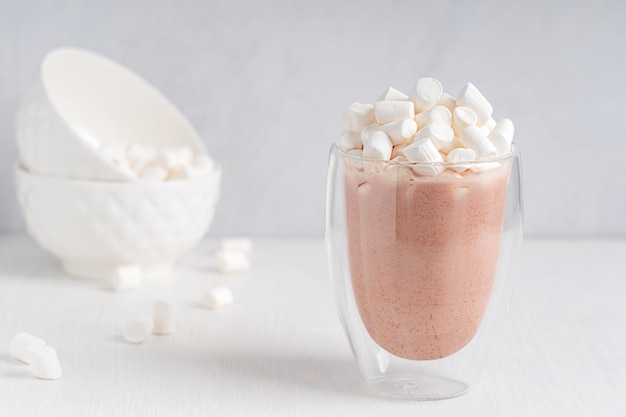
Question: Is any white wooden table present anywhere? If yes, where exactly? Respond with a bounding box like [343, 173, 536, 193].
[0, 236, 624, 416]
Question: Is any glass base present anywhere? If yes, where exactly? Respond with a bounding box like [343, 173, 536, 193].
[369, 375, 471, 400]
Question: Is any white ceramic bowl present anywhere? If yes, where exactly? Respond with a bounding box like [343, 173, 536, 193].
[16, 47, 207, 181]
[16, 165, 221, 280]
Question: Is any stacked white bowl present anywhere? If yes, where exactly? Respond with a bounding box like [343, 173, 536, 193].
[15, 48, 221, 280]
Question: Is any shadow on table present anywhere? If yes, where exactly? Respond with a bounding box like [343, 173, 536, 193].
[206, 351, 372, 398]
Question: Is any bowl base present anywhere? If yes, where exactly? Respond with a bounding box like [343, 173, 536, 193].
[61, 260, 173, 281]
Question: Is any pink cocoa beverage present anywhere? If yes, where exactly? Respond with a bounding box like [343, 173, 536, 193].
[343, 161, 510, 360]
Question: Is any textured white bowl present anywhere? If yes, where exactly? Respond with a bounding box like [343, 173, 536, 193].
[16, 166, 221, 280]
[16, 47, 207, 181]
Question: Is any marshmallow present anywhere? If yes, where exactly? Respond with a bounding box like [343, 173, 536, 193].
[374, 101, 415, 124]
[29, 345, 62, 380]
[486, 117, 497, 131]
[168, 165, 194, 180]
[342, 106, 355, 130]
[488, 118, 515, 154]
[126, 144, 157, 168]
[412, 122, 455, 150]
[362, 131, 393, 160]
[202, 286, 234, 310]
[402, 138, 444, 175]
[446, 148, 476, 173]
[360, 123, 380, 146]
[378, 119, 418, 145]
[438, 92, 457, 111]
[409, 77, 443, 113]
[459, 125, 497, 159]
[346, 148, 363, 168]
[139, 164, 168, 181]
[440, 136, 462, 154]
[478, 124, 491, 136]
[220, 238, 252, 254]
[169, 154, 216, 179]
[339, 130, 362, 150]
[157, 147, 194, 170]
[391, 142, 410, 159]
[98, 142, 127, 165]
[123, 316, 153, 344]
[214, 249, 250, 273]
[378, 87, 409, 101]
[344, 103, 376, 131]
[111, 265, 142, 292]
[492, 118, 514, 138]
[9, 332, 46, 364]
[456, 82, 493, 125]
[153, 300, 177, 335]
[452, 106, 478, 136]
[414, 105, 452, 130]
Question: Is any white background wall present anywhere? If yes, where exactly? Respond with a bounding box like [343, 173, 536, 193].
[1, 0, 624, 237]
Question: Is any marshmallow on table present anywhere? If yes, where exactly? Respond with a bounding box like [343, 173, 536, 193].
[362, 131, 393, 160]
[344, 103, 376, 131]
[214, 249, 250, 273]
[456, 82, 493, 126]
[409, 77, 444, 113]
[339, 130, 362, 150]
[202, 286, 234, 310]
[414, 105, 452, 129]
[378, 119, 418, 145]
[153, 300, 177, 335]
[374, 101, 415, 124]
[412, 122, 455, 150]
[111, 265, 142, 292]
[360, 123, 380, 146]
[123, 316, 153, 344]
[378, 87, 409, 101]
[446, 148, 476, 172]
[29, 345, 62, 380]
[438, 92, 457, 111]
[402, 138, 444, 175]
[10, 332, 46, 364]
[459, 125, 497, 159]
[220, 237, 252, 254]
[452, 106, 478, 136]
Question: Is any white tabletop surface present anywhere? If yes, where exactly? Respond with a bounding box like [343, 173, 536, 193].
[0, 235, 624, 416]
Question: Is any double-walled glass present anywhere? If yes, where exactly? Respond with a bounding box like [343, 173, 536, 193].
[325, 145, 523, 400]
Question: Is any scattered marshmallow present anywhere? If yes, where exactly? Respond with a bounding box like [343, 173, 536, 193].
[360, 123, 380, 146]
[123, 316, 154, 344]
[414, 105, 452, 129]
[413, 122, 455, 150]
[374, 101, 415, 124]
[214, 250, 250, 274]
[9, 332, 46, 364]
[378, 119, 418, 145]
[446, 148, 476, 172]
[363, 131, 393, 160]
[220, 238, 252, 254]
[111, 265, 142, 292]
[339, 130, 362, 150]
[452, 106, 478, 136]
[29, 345, 62, 380]
[409, 78, 443, 113]
[459, 125, 497, 159]
[153, 300, 177, 335]
[202, 286, 234, 310]
[456, 82, 493, 126]
[378, 87, 409, 101]
[402, 138, 444, 175]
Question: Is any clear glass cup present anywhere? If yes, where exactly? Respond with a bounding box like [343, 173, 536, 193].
[325, 144, 523, 400]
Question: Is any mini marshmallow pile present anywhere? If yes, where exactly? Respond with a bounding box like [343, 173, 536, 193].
[9, 332, 62, 380]
[213, 238, 252, 274]
[339, 78, 514, 175]
[96, 143, 215, 181]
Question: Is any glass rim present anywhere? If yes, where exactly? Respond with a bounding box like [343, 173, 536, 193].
[333, 143, 517, 167]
